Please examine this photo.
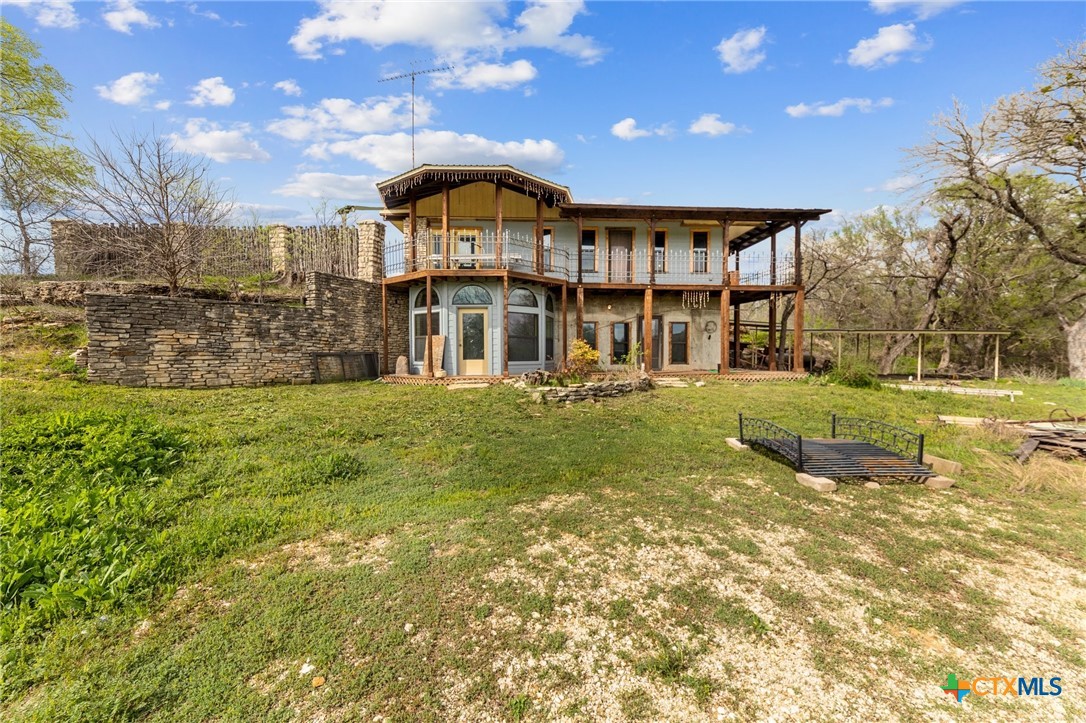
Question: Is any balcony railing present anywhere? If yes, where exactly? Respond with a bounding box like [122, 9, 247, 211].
[385, 231, 570, 280]
[385, 233, 795, 287]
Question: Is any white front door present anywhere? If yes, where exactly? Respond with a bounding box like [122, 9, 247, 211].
[458, 308, 489, 375]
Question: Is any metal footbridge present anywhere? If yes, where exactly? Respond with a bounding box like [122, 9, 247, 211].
[738, 413, 934, 479]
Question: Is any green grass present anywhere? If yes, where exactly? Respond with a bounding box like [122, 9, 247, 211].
[1, 318, 1084, 720]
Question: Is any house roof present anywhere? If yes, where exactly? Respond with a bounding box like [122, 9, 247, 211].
[376, 164, 573, 209]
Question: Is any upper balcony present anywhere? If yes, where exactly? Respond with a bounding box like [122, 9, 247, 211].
[384, 231, 796, 288]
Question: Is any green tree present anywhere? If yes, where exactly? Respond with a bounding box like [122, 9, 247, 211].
[0, 19, 89, 276]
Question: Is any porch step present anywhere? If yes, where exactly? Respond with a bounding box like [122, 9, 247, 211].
[654, 377, 690, 388]
[446, 382, 492, 391]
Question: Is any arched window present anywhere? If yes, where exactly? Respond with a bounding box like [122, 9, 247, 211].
[412, 288, 440, 363]
[508, 288, 540, 362]
[509, 287, 538, 307]
[452, 284, 493, 306]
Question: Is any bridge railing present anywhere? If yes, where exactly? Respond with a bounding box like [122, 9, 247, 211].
[830, 414, 924, 465]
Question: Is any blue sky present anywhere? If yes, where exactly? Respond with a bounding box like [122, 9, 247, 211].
[6, 1, 1082, 226]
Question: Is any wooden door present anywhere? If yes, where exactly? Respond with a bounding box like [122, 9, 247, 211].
[458, 308, 489, 375]
[608, 229, 633, 283]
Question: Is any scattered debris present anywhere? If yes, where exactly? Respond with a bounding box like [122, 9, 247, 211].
[311, 676, 325, 688]
[890, 384, 1022, 401]
[935, 413, 1086, 463]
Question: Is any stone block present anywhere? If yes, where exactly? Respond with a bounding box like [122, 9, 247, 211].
[923, 454, 963, 476]
[395, 355, 409, 375]
[924, 475, 955, 490]
[796, 473, 837, 492]
[725, 437, 749, 451]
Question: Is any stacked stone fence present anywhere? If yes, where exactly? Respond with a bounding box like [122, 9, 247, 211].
[86, 270, 408, 388]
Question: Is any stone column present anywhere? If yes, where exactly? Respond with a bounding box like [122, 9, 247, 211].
[357, 220, 386, 283]
[269, 224, 290, 276]
[50, 220, 78, 277]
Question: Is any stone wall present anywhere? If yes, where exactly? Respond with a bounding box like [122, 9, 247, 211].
[86, 272, 392, 388]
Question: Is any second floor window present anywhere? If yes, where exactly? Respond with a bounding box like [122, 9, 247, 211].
[581, 229, 597, 272]
[654, 230, 667, 273]
[692, 230, 709, 273]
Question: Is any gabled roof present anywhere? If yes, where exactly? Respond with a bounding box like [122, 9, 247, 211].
[376, 164, 573, 209]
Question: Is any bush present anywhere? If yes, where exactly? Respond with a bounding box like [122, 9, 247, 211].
[564, 338, 600, 379]
[822, 361, 881, 389]
[0, 412, 186, 635]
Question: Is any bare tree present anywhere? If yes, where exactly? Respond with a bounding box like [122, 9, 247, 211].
[914, 43, 1086, 377]
[75, 130, 234, 294]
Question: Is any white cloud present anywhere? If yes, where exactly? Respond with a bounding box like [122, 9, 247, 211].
[785, 97, 894, 118]
[95, 71, 161, 106]
[187, 77, 236, 107]
[289, 0, 602, 64]
[869, 1, 964, 20]
[169, 119, 270, 162]
[610, 117, 671, 141]
[716, 27, 768, 74]
[688, 113, 738, 137]
[273, 172, 384, 200]
[154, 100, 172, 111]
[267, 94, 431, 142]
[274, 79, 303, 97]
[433, 60, 538, 92]
[305, 129, 564, 173]
[102, 0, 160, 34]
[864, 174, 920, 193]
[847, 23, 929, 68]
[5, 0, 81, 29]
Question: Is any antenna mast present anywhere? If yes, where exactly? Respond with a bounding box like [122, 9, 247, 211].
[379, 61, 453, 168]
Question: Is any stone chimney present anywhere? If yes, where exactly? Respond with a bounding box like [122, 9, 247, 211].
[357, 220, 386, 283]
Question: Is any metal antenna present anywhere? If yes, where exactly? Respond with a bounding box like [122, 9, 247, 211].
[380, 60, 453, 168]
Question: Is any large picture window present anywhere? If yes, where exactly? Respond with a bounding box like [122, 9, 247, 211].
[669, 322, 689, 364]
[412, 288, 440, 363]
[508, 287, 540, 362]
[612, 322, 630, 364]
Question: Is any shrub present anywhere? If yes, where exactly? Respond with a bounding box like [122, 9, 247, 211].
[0, 412, 186, 634]
[822, 361, 881, 389]
[565, 338, 600, 379]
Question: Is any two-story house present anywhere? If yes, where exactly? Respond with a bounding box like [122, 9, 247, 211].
[374, 164, 829, 378]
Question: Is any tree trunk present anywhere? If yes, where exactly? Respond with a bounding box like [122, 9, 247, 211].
[1063, 310, 1086, 380]
[878, 333, 916, 375]
[777, 296, 795, 369]
[937, 333, 954, 373]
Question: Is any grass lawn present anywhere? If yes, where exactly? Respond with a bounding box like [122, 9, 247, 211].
[1, 316, 1084, 721]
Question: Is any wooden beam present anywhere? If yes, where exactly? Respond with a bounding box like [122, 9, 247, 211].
[494, 182, 503, 268]
[720, 288, 730, 374]
[768, 293, 777, 371]
[643, 288, 653, 373]
[425, 274, 434, 378]
[721, 222, 732, 287]
[792, 288, 805, 373]
[535, 197, 544, 274]
[502, 273, 510, 377]
[381, 282, 389, 374]
[561, 284, 568, 365]
[576, 286, 584, 339]
[733, 303, 741, 371]
[441, 184, 450, 268]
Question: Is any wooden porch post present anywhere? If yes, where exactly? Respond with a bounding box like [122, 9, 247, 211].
[408, 195, 417, 271]
[643, 288, 653, 373]
[535, 197, 544, 274]
[381, 282, 389, 374]
[576, 216, 584, 284]
[792, 288, 805, 373]
[576, 286, 584, 340]
[561, 284, 568, 365]
[794, 221, 803, 285]
[770, 231, 777, 286]
[768, 293, 777, 371]
[720, 288, 730, 374]
[720, 220, 731, 282]
[425, 274, 434, 378]
[733, 303, 741, 370]
[494, 183, 503, 268]
[502, 274, 510, 377]
[647, 219, 657, 285]
[441, 185, 450, 268]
